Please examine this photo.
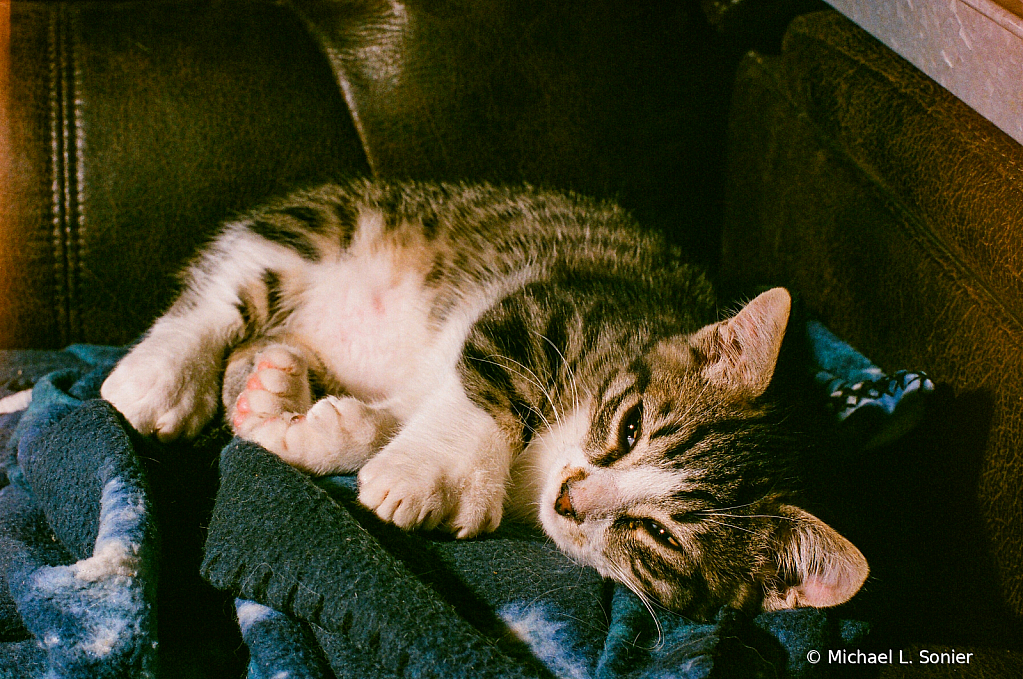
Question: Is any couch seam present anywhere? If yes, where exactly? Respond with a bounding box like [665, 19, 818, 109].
[47, 5, 83, 346]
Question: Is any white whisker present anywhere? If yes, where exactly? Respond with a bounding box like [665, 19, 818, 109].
[477, 353, 565, 431]
[606, 562, 665, 649]
[699, 517, 760, 537]
[531, 329, 581, 415]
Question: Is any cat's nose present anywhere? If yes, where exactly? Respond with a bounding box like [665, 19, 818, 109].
[555, 481, 580, 522]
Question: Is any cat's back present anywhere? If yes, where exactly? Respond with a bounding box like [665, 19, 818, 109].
[227, 179, 709, 403]
[236, 179, 672, 282]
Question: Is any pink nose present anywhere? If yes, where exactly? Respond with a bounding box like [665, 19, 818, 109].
[555, 482, 578, 522]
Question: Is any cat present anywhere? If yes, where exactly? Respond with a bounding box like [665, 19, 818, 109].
[100, 179, 868, 620]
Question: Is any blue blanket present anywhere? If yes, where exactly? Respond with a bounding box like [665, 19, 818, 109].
[0, 327, 932, 678]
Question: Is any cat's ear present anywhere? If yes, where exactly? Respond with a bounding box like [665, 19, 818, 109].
[692, 287, 791, 398]
[761, 505, 869, 611]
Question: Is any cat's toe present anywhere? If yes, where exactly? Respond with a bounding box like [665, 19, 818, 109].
[253, 345, 307, 378]
[445, 488, 504, 539]
[231, 347, 313, 438]
[375, 482, 448, 531]
[154, 406, 206, 442]
[357, 457, 449, 530]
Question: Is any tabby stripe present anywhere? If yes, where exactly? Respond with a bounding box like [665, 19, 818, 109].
[669, 490, 722, 520]
[421, 212, 441, 241]
[630, 543, 676, 580]
[629, 551, 676, 592]
[249, 219, 320, 261]
[331, 201, 358, 250]
[462, 344, 521, 405]
[627, 357, 652, 393]
[493, 313, 535, 371]
[235, 300, 254, 334]
[649, 421, 686, 440]
[511, 398, 542, 442]
[630, 557, 657, 594]
[664, 418, 754, 461]
[424, 253, 446, 287]
[594, 388, 635, 433]
[539, 308, 569, 384]
[263, 270, 283, 321]
[279, 205, 326, 232]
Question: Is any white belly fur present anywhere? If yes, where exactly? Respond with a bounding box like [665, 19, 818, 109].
[288, 231, 471, 418]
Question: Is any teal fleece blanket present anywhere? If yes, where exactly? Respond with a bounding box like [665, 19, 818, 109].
[0, 325, 932, 678]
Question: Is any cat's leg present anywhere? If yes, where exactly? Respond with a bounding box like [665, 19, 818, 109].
[225, 342, 395, 475]
[101, 290, 246, 442]
[358, 372, 515, 538]
[101, 226, 302, 441]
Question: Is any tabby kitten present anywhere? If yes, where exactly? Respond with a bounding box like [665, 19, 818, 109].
[101, 179, 867, 619]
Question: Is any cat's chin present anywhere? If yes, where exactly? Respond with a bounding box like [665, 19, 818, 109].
[538, 502, 611, 574]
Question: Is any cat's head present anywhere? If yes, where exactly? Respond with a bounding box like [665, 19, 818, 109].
[526, 288, 868, 620]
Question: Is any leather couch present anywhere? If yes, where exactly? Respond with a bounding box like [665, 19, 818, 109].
[1, 1, 753, 676]
[722, 9, 1023, 677]
[1, 0, 735, 351]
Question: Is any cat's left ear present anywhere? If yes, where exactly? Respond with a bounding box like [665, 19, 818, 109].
[761, 505, 869, 610]
[692, 287, 791, 398]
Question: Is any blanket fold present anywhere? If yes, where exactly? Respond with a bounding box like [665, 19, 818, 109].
[0, 348, 159, 678]
[203, 439, 548, 679]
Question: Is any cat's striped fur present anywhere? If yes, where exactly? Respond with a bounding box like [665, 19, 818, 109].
[102, 179, 867, 619]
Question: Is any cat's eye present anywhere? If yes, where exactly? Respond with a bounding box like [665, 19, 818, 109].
[638, 518, 682, 550]
[617, 402, 643, 454]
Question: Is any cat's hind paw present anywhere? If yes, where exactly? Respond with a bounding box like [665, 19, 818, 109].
[232, 346, 389, 474]
[231, 345, 313, 436]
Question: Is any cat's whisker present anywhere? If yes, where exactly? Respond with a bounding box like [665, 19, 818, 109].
[465, 355, 556, 432]
[606, 562, 665, 649]
[698, 512, 794, 521]
[698, 500, 762, 513]
[478, 353, 564, 431]
[699, 517, 761, 537]
[531, 329, 581, 417]
[676, 379, 712, 423]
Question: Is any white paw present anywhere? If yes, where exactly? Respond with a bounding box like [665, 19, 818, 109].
[358, 440, 507, 538]
[101, 339, 220, 442]
[232, 346, 387, 474]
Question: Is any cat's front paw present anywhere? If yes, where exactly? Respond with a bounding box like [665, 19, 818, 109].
[101, 340, 220, 442]
[357, 440, 507, 539]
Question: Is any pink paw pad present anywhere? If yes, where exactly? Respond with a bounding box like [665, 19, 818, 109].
[231, 346, 311, 437]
